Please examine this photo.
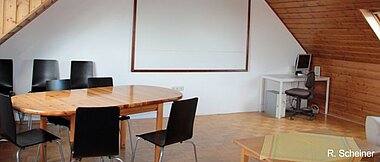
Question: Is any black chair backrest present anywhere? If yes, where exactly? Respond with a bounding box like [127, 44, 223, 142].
[70, 61, 94, 89]
[46, 79, 71, 91]
[0, 59, 13, 95]
[0, 94, 17, 144]
[32, 59, 59, 92]
[165, 97, 198, 146]
[87, 77, 113, 88]
[73, 107, 120, 158]
[305, 72, 315, 89]
[305, 72, 315, 100]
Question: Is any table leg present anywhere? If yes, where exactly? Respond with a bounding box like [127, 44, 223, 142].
[278, 81, 283, 119]
[240, 148, 249, 162]
[324, 78, 330, 114]
[120, 120, 126, 148]
[155, 104, 163, 162]
[69, 115, 76, 161]
[69, 115, 76, 143]
[39, 116, 47, 162]
[260, 77, 266, 112]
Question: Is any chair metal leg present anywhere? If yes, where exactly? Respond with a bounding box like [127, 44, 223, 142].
[67, 129, 72, 160]
[16, 148, 22, 162]
[35, 144, 41, 162]
[131, 137, 142, 162]
[184, 141, 198, 162]
[289, 97, 301, 120]
[113, 156, 124, 162]
[127, 119, 134, 155]
[42, 143, 47, 162]
[159, 147, 165, 162]
[55, 140, 65, 162]
[28, 114, 33, 130]
[17, 111, 25, 125]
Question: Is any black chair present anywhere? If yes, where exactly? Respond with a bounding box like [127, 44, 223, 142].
[0, 59, 13, 140]
[0, 59, 14, 96]
[87, 77, 134, 154]
[31, 59, 59, 92]
[70, 61, 94, 89]
[132, 98, 199, 162]
[88, 77, 113, 88]
[46, 79, 71, 91]
[0, 94, 65, 162]
[0, 59, 23, 124]
[72, 107, 123, 162]
[27, 59, 60, 129]
[46, 79, 71, 129]
[285, 72, 316, 120]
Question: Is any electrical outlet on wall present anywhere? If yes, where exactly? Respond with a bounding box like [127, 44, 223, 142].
[172, 86, 184, 92]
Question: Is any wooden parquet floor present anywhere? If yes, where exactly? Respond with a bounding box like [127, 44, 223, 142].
[0, 112, 365, 162]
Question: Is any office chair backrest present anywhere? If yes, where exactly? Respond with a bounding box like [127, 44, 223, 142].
[32, 59, 59, 92]
[165, 97, 198, 146]
[73, 107, 120, 158]
[46, 79, 71, 91]
[70, 61, 94, 89]
[0, 94, 16, 144]
[305, 72, 315, 89]
[0, 59, 13, 95]
[87, 77, 113, 88]
[305, 72, 315, 100]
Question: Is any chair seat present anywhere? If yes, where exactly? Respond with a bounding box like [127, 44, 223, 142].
[137, 130, 167, 147]
[119, 115, 130, 121]
[16, 129, 60, 148]
[47, 116, 70, 128]
[285, 88, 311, 99]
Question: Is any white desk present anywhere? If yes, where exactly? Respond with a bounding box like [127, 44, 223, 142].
[260, 74, 330, 118]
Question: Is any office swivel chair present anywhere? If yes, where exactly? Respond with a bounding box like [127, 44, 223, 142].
[132, 98, 199, 162]
[285, 72, 315, 120]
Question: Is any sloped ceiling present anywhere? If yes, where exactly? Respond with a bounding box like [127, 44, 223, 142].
[0, 0, 57, 45]
[266, 0, 380, 124]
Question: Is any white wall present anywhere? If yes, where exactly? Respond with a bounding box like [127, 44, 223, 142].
[0, 0, 304, 118]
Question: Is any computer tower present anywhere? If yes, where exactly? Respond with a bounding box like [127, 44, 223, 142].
[264, 90, 286, 118]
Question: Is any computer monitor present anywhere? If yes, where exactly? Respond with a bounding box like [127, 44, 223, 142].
[295, 54, 311, 75]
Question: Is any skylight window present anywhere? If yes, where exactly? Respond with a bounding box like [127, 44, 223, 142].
[360, 9, 380, 40]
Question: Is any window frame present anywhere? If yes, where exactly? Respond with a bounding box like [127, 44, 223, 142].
[360, 9, 380, 40]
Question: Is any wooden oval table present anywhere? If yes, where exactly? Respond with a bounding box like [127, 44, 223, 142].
[12, 85, 182, 162]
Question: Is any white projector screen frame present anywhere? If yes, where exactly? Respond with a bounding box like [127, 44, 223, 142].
[131, 0, 251, 72]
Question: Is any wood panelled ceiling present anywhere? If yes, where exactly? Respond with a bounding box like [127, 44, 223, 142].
[266, 0, 380, 124]
[0, 0, 57, 45]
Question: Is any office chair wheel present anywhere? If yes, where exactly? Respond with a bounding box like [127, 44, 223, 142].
[310, 104, 319, 114]
[289, 116, 295, 120]
[308, 115, 316, 121]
